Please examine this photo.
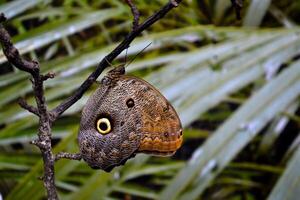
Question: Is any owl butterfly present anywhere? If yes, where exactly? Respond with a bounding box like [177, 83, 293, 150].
[78, 66, 183, 172]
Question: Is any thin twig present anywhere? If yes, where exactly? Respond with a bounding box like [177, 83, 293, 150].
[0, 14, 57, 200]
[50, 0, 183, 121]
[54, 152, 82, 161]
[41, 72, 56, 81]
[18, 98, 40, 116]
[125, 0, 140, 30]
[0, 14, 39, 75]
[231, 0, 243, 20]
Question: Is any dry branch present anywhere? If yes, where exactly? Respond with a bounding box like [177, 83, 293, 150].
[125, 0, 140, 30]
[54, 152, 82, 161]
[0, 1, 243, 199]
[0, 1, 183, 199]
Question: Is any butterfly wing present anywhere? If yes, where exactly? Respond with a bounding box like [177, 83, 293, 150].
[78, 71, 182, 171]
[78, 76, 143, 171]
[120, 76, 183, 156]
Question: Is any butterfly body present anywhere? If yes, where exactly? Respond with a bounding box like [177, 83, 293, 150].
[78, 66, 182, 172]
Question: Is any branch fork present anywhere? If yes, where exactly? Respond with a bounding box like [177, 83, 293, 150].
[0, 1, 228, 199]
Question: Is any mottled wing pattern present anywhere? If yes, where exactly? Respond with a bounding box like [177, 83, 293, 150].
[119, 76, 183, 156]
[78, 77, 143, 171]
[78, 66, 182, 172]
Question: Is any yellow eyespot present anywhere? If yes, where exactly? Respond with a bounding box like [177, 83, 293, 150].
[96, 118, 111, 134]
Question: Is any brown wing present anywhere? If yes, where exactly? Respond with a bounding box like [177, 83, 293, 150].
[120, 75, 183, 156]
[78, 70, 182, 172]
[78, 73, 144, 171]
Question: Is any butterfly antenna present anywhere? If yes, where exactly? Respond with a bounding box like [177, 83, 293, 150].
[125, 42, 152, 68]
[124, 47, 128, 65]
[104, 57, 114, 67]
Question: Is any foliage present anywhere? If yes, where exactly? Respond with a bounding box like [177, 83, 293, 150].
[0, 0, 299, 199]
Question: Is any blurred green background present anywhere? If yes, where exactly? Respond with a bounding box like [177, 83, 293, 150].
[0, 0, 300, 199]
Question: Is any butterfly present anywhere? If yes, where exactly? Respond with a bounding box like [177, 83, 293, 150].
[78, 66, 183, 172]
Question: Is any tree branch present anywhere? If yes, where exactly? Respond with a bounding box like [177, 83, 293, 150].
[0, 14, 57, 200]
[0, 1, 182, 199]
[125, 0, 140, 30]
[54, 152, 82, 161]
[0, 1, 243, 199]
[18, 98, 40, 116]
[50, 0, 183, 121]
[41, 72, 56, 81]
[0, 14, 39, 76]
